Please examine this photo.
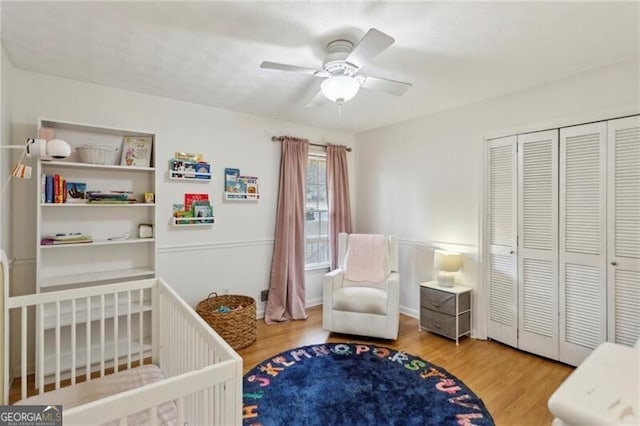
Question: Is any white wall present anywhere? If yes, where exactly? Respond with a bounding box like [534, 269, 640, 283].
[354, 59, 640, 337]
[9, 69, 354, 315]
[1, 47, 13, 255]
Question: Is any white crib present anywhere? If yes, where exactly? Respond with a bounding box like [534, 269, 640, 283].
[3, 276, 242, 426]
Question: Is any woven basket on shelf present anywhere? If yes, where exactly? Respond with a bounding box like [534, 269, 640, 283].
[196, 292, 256, 350]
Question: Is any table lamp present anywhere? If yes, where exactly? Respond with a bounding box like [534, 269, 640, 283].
[433, 250, 462, 287]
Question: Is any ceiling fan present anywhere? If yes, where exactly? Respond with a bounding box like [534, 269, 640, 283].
[260, 28, 412, 107]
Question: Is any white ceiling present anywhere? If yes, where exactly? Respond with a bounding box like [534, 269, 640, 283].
[2, 1, 638, 133]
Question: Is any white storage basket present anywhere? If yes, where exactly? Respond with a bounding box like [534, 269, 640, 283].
[76, 144, 120, 165]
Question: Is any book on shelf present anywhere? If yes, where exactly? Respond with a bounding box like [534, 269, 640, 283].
[240, 175, 259, 199]
[184, 193, 208, 212]
[41, 233, 93, 245]
[87, 190, 137, 204]
[66, 182, 87, 203]
[225, 168, 243, 199]
[192, 200, 214, 223]
[45, 175, 54, 203]
[194, 162, 211, 179]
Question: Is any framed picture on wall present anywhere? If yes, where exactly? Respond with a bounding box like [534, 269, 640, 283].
[120, 136, 153, 167]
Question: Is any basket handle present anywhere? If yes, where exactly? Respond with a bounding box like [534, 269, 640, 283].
[207, 292, 218, 299]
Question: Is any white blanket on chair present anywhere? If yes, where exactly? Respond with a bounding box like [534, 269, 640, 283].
[344, 234, 387, 283]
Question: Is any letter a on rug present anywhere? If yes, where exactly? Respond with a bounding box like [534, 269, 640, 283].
[242, 343, 495, 425]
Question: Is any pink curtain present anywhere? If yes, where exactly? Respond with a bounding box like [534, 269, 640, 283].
[327, 144, 353, 269]
[265, 137, 309, 324]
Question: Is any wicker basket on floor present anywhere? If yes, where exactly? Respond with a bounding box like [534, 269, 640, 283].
[196, 292, 256, 350]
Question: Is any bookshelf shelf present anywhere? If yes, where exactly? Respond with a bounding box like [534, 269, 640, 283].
[168, 171, 211, 181]
[42, 160, 155, 173]
[41, 238, 155, 249]
[41, 203, 155, 207]
[40, 268, 156, 289]
[171, 217, 215, 227]
[224, 191, 260, 201]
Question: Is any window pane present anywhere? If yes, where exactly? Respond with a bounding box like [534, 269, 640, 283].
[318, 239, 329, 264]
[317, 184, 327, 206]
[319, 210, 328, 235]
[305, 241, 316, 264]
[305, 156, 329, 267]
[318, 160, 326, 184]
[307, 160, 318, 184]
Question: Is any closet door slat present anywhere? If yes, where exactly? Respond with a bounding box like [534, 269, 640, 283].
[486, 135, 518, 347]
[517, 130, 559, 359]
[559, 122, 607, 366]
[607, 116, 640, 347]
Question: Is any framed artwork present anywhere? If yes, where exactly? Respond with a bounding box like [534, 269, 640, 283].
[121, 136, 153, 167]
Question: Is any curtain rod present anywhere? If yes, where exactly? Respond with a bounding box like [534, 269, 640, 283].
[271, 136, 352, 152]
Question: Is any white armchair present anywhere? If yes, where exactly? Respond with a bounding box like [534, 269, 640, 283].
[322, 233, 400, 340]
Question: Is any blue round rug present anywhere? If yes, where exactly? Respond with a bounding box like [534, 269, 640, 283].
[243, 343, 494, 425]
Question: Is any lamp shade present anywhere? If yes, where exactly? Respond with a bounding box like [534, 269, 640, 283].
[321, 75, 360, 104]
[433, 250, 462, 272]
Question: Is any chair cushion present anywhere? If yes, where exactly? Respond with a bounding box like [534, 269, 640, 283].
[332, 286, 387, 315]
[343, 277, 388, 290]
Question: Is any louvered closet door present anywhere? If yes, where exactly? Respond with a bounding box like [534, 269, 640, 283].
[487, 136, 518, 347]
[607, 116, 640, 347]
[517, 130, 559, 359]
[559, 122, 607, 366]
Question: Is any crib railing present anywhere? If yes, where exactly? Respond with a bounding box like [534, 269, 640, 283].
[4, 278, 243, 426]
[4, 279, 155, 402]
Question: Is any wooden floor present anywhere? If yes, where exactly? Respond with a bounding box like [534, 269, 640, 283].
[9, 307, 574, 425]
[237, 306, 575, 426]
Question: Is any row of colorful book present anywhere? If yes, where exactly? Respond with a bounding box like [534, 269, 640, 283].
[173, 193, 214, 224]
[41, 174, 86, 204]
[41, 174, 139, 204]
[224, 168, 259, 199]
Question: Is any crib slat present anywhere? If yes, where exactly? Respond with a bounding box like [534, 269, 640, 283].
[20, 306, 27, 400]
[55, 301, 61, 389]
[100, 294, 105, 377]
[114, 292, 119, 373]
[127, 291, 132, 369]
[71, 298, 76, 385]
[138, 288, 143, 364]
[37, 304, 44, 394]
[86, 296, 91, 382]
[176, 396, 185, 426]
[149, 405, 158, 426]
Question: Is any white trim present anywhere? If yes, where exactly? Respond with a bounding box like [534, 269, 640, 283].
[305, 264, 330, 273]
[157, 239, 274, 253]
[400, 306, 418, 319]
[483, 105, 640, 141]
[399, 239, 477, 249]
[256, 297, 323, 320]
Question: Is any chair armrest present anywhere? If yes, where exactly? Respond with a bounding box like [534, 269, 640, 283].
[323, 269, 344, 331]
[386, 272, 400, 311]
[323, 268, 345, 296]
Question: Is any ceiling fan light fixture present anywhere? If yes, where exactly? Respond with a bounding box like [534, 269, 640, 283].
[320, 75, 360, 104]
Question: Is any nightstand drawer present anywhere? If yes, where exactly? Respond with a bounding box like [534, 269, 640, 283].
[420, 309, 471, 339]
[421, 287, 456, 315]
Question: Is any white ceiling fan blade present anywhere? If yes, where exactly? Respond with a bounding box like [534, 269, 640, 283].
[346, 28, 395, 69]
[305, 90, 327, 108]
[260, 61, 329, 77]
[361, 75, 412, 96]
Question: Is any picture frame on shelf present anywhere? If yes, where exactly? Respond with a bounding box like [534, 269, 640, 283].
[121, 136, 153, 167]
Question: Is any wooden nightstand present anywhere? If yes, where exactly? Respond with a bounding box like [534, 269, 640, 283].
[419, 281, 471, 345]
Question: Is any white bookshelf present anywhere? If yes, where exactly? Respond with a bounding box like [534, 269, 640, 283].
[35, 118, 157, 380]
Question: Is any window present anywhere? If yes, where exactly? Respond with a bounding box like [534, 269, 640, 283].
[305, 154, 329, 267]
